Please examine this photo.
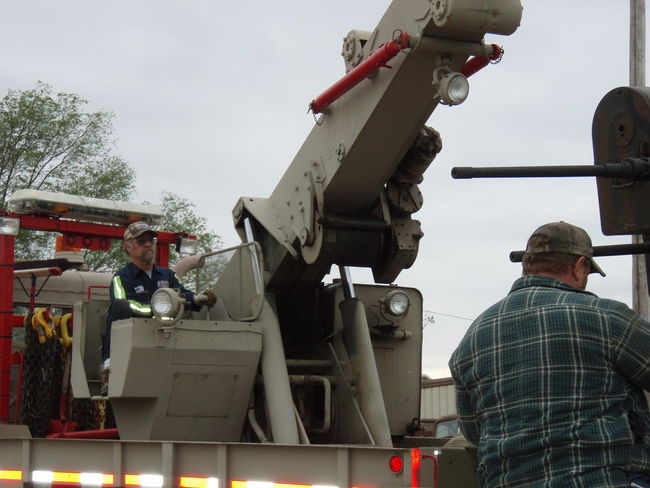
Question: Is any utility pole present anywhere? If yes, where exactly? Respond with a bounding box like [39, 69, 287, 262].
[630, 0, 648, 319]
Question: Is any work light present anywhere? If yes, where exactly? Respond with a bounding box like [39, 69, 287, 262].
[382, 290, 410, 317]
[439, 72, 469, 106]
[151, 288, 184, 323]
[0, 217, 20, 236]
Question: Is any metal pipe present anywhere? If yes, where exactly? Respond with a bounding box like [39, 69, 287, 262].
[247, 408, 269, 443]
[46, 428, 119, 439]
[510, 242, 650, 263]
[310, 32, 410, 114]
[630, 0, 646, 87]
[452, 160, 650, 180]
[339, 296, 393, 447]
[244, 218, 264, 295]
[293, 403, 311, 445]
[288, 375, 332, 435]
[0, 234, 15, 422]
[259, 299, 300, 444]
[286, 359, 334, 369]
[630, 0, 649, 318]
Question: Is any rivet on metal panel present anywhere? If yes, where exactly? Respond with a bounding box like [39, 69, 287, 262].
[336, 143, 346, 162]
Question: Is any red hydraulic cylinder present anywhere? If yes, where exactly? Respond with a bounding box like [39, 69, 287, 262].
[0, 234, 15, 422]
[461, 44, 503, 78]
[310, 32, 410, 114]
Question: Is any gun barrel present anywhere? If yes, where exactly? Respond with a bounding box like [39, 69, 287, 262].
[509, 242, 650, 262]
[451, 158, 650, 180]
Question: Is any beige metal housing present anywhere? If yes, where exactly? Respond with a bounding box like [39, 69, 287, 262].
[13, 270, 110, 307]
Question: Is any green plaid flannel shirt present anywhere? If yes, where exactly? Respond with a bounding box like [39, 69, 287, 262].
[449, 275, 650, 488]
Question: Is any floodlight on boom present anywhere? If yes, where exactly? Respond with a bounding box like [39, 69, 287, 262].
[432, 66, 469, 106]
[382, 290, 410, 317]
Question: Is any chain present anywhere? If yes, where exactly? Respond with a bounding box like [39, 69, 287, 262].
[98, 400, 106, 430]
[19, 310, 110, 436]
[490, 46, 504, 64]
[19, 312, 64, 437]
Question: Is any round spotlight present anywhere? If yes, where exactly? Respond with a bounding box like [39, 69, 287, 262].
[383, 290, 410, 317]
[151, 288, 183, 323]
[439, 72, 469, 106]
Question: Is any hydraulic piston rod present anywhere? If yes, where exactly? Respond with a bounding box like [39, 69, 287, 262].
[310, 32, 410, 114]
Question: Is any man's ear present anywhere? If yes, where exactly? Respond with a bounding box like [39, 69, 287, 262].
[572, 256, 588, 277]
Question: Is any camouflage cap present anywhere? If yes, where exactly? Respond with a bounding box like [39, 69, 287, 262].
[123, 221, 157, 241]
[525, 221, 605, 276]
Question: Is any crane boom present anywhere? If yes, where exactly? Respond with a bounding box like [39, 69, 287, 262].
[232, 0, 523, 299]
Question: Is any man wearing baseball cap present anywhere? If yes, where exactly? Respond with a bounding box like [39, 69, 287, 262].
[101, 221, 216, 391]
[450, 222, 650, 487]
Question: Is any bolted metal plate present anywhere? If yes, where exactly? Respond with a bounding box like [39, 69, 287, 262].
[593, 86, 650, 235]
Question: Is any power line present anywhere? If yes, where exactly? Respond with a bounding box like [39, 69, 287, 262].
[424, 309, 474, 322]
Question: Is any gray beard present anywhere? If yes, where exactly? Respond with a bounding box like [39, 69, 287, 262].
[142, 249, 155, 264]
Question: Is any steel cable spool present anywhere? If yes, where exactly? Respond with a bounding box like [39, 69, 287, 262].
[321, 228, 385, 267]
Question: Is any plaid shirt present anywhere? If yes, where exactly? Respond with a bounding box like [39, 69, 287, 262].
[449, 275, 650, 488]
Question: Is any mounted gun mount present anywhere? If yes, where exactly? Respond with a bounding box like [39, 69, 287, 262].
[452, 86, 650, 258]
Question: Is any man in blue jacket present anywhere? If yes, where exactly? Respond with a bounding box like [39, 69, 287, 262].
[101, 221, 215, 385]
[449, 221, 650, 488]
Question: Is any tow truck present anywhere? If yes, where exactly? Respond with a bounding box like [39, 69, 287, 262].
[0, 0, 524, 486]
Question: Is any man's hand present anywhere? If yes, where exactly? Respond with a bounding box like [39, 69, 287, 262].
[193, 290, 217, 308]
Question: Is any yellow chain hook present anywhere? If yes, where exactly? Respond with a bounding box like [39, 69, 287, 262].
[31, 308, 56, 344]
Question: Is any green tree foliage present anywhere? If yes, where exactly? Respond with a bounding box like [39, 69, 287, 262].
[0, 82, 135, 262]
[0, 83, 222, 274]
[0, 81, 134, 207]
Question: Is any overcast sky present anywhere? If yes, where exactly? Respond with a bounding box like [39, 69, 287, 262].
[1, 1, 644, 378]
